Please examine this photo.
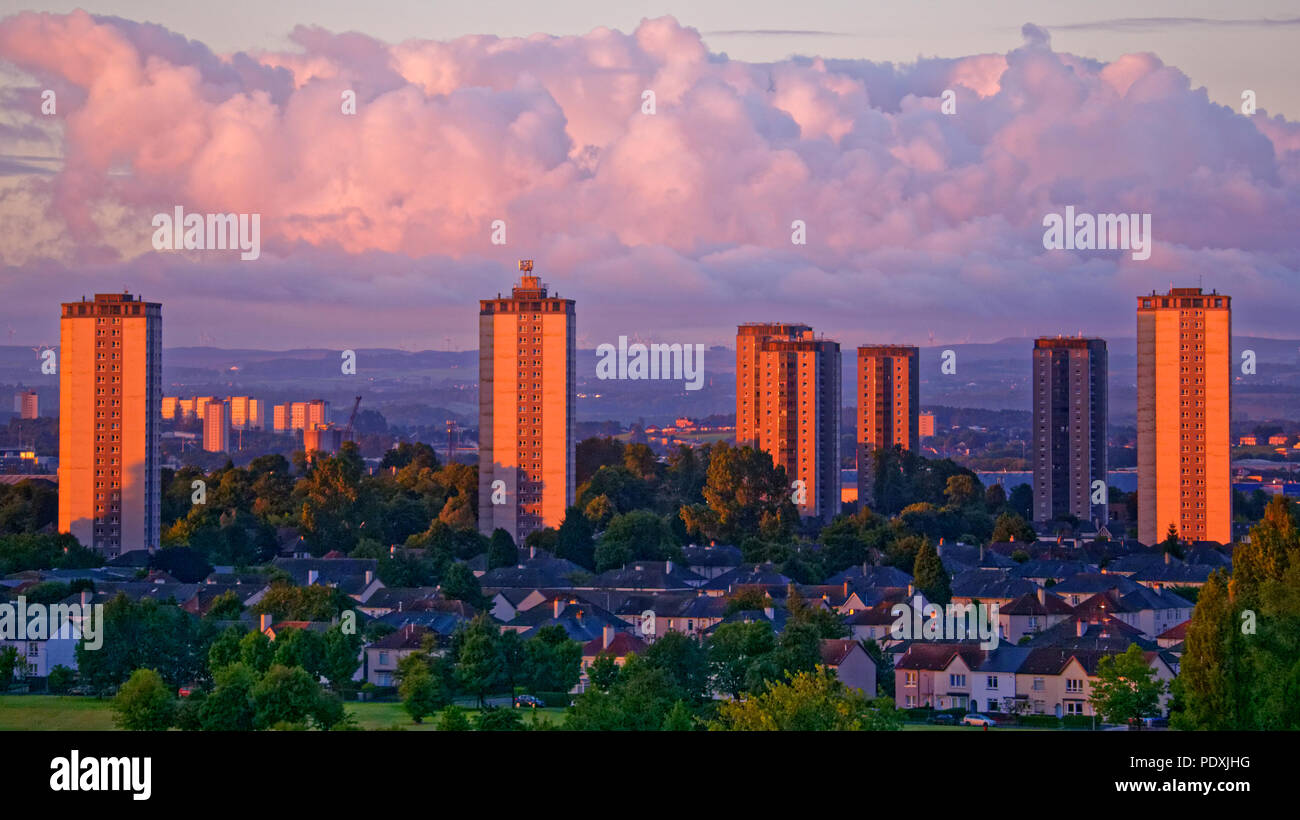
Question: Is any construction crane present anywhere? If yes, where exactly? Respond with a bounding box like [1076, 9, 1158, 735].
[344, 395, 362, 442]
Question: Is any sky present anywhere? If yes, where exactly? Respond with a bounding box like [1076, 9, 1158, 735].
[0, 2, 1297, 351]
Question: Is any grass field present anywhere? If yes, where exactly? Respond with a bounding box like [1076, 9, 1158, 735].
[347, 700, 567, 731]
[0, 695, 119, 731]
[0, 695, 566, 731]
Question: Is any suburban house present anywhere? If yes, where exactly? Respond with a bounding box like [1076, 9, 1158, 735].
[363, 624, 430, 687]
[997, 588, 1075, 644]
[820, 639, 877, 696]
[893, 644, 986, 710]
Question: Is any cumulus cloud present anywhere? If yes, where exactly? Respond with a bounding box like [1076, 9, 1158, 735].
[0, 10, 1296, 349]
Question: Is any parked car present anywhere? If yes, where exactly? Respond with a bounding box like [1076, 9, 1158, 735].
[962, 713, 995, 727]
[1142, 716, 1169, 728]
[928, 713, 955, 725]
[513, 694, 544, 708]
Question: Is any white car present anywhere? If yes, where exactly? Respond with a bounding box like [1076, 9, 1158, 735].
[962, 713, 995, 727]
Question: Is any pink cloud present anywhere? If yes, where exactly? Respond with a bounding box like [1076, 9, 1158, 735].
[0, 11, 1296, 347]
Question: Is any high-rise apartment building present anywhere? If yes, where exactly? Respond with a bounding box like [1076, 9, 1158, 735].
[273, 404, 290, 432]
[230, 396, 265, 430]
[290, 399, 329, 431]
[856, 345, 919, 512]
[203, 398, 230, 453]
[919, 412, 935, 438]
[178, 398, 196, 420]
[304, 423, 343, 456]
[736, 323, 841, 522]
[1137, 287, 1232, 545]
[248, 398, 265, 430]
[1032, 337, 1108, 527]
[16, 389, 38, 419]
[161, 396, 178, 421]
[478, 261, 575, 541]
[194, 396, 214, 422]
[58, 293, 161, 557]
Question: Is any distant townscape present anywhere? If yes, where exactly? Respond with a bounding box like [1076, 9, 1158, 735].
[0, 270, 1295, 733]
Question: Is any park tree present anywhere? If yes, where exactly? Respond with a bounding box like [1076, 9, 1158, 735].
[453, 615, 504, 708]
[239, 629, 275, 673]
[1089, 644, 1166, 725]
[708, 620, 779, 699]
[272, 627, 327, 680]
[76, 594, 212, 695]
[587, 653, 620, 692]
[322, 624, 363, 692]
[252, 664, 322, 729]
[642, 630, 710, 703]
[710, 667, 902, 731]
[0, 645, 19, 691]
[397, 654, 444, 723]
[111, 668, 176, 731]
[437, 704, 472, 731]
[523, 625, 583, 693]
[200, 662, 258, 731]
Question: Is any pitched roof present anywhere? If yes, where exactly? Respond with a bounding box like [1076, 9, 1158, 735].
[819, 638, 863, 667]
[999, 589, 1075, 616]
[369, 624, 429, 650]
[893, 643, 987, 671]
[582, 631, 647, 657]
[702, 563, 792, 592]
[1156, 620, 1190, 641]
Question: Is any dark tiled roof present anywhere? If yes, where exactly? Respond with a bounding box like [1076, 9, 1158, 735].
[894, 643, 987, 671]
[582, 632, 647, 657]
[702, 563, 792, 592]
[819, 639, 862, 667]
[681, 544, 743, 567]
[999, 589, 1074, 616]
[369, 624, 429, 650]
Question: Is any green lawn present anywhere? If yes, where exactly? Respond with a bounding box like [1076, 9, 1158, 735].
[0, 695, 567, 731]
[0, 695, 118, 731]
[348, 700, 566, 731]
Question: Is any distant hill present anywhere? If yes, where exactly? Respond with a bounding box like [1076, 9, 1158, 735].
[2, 336, 1297, 426]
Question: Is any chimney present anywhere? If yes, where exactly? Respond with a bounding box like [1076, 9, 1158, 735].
[1036, 587, 1045, 606]
[260, 612, 273, 633]
[1164, 551, 1171, 565]
[665, 559, 674, 575]
[907, 583, 915, 597]
[842, 580, 849, 598]
[1076, 619, 1086, 638]
[530, 545, 536, 560]
[307, 569, 319, 586]
[979, 545, 986, 562]
[79, 590, 88, 607]
[553, 597, 562, 619]
[862, 561, 868, 576]
[364, 570, 374, 585]
[602, 624, 615, 649]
